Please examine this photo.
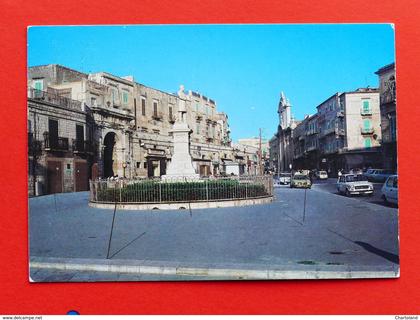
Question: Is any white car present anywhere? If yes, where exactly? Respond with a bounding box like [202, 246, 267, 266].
[317, 170, 328, 180]
[381, 175, 398, 205]
[278, 173, 292, 185]
[337, 174, 374, 196]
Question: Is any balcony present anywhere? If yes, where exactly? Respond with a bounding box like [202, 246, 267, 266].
[360, 108, 373, 116]
[168, 115, 176, 124]
[336, 128, 345, 136]
[196, 114, 203, 121]
[72, 139, 95, 154]
[28, 88, 83, 112]
[306, 129, 318, 136]
[361, 127, 375, 135]
[28, 133, 42, 154]
[323, 127, 345, 136]
[151, 112, 163, 120]
[323, 127, 336, 136]
[43, 132, 69, 151]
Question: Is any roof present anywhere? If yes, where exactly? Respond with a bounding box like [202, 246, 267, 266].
[340, 87, 379, 96]
[375, 62, 395, 75]
[316, 93, 340, 109]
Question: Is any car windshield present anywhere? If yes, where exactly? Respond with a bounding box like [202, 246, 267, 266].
[294, 175, 308, 180]
[319, 171, 327, 174]
[345, 175, 368, 182]
[280, 173, 291, 177]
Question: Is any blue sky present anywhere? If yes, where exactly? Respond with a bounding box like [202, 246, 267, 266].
[28, 24, 395, 141]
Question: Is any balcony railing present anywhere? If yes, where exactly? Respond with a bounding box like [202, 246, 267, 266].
[306, 129, 318, 136]
[72, 139, 95, 154]
[168, 115, 176, 123]
[43, 132, 69, 151]
[361, 127, 375, 135]
[28, 88, 83, 112]
[306, 145, 317, 152]
[28, 133, 42, 154]
[361, 108, 373, 116]
[152, 112, 163, 120]
[323, 127, 345, 136]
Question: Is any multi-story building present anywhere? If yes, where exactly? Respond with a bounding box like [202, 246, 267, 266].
[316, 88, 382, 174]
[28, 64, 258, 195]
[27, 85, 95, 196]
[375, 63, 397, 172]
[237, 137, 269, 173]
[304, 114, 319, 169]
[291, 114, 319, 170]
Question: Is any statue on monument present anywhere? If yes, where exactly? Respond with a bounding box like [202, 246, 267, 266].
[177, 84, 189, 123]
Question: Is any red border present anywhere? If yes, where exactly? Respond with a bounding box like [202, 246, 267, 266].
[1, 0, 419, 315]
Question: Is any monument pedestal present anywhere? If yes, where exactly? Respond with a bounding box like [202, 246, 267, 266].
[162, 122, 200, 181]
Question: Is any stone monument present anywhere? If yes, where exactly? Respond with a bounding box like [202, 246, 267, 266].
[162, 85, 200, 180]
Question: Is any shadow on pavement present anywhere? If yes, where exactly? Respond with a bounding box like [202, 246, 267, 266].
[354, 241, 399, 264]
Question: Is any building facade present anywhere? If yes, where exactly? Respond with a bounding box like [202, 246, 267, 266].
[270, 87, 382, 176]
[375, 63, 397, 172]
[28, 64, 259, 196]
[27, 86, 95, 196]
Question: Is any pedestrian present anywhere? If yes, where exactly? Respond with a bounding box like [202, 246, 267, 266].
[338, 169, 342, 177]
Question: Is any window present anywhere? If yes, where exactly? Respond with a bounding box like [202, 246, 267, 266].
[196, 124, 200, 134]
[141, 127, 148, 133]
[169, 106, 173, 119]
[364, 119, 371, 129]
[364, 137, 372, 148]
[390, 115, 397, 141]
[34, 80, 43, 91]
[136, 162, 141, 169]
[48, 119, 59, 148]
[153, 101, 158, 117]
[153, 129, 160, 135]
[386, 177, 394, 187]
[91, 97, 97, 107]
[122, 91, 128, 105]
[141, 98, 146, 116]
[363, 100, 370, 112]
[112, 89, 117, 103]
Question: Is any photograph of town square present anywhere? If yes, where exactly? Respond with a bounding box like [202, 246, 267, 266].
[28, 24, 398, 281]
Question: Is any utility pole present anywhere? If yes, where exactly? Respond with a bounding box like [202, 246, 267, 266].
[259, 128, 263, 175]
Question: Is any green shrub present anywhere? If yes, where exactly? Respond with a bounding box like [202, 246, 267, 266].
[95, 179, 268, 203]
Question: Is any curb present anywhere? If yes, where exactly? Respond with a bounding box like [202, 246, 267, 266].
[30, 257, 399, 280]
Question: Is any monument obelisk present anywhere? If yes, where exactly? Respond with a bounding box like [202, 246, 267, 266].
[162, 85, 200, 180]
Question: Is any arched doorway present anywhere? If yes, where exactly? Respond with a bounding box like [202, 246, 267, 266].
[103, 132, 116, 178]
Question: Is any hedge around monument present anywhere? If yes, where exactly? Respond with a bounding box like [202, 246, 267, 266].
[95, 179, 268, 203]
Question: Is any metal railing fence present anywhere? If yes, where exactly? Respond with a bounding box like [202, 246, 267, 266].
[89, 175, 273, 204]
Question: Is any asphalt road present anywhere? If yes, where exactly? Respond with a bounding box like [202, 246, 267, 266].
[311, 178, 395, 207]
[29, 187, 399, 281]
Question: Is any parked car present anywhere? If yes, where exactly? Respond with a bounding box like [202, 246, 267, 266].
[337, 174, 374, 196]
[278, 172, 292, 185]
[290, 173, 311, 189]
[381, 175, 398, 205]
[317, 170, 328, 180]
[364, 169, 395, 183]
